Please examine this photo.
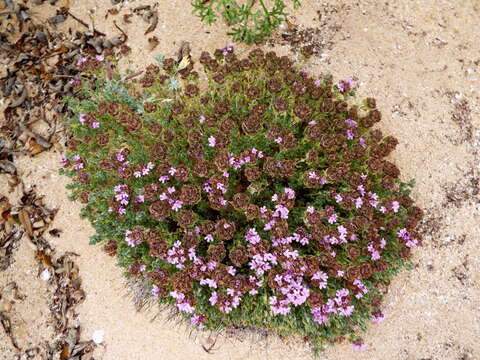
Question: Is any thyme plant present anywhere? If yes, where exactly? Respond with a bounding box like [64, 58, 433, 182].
[62, 48, 423, 354]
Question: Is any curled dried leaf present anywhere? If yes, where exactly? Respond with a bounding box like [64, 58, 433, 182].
[147, 36, 159, 51]
[144, 10, 158, 35]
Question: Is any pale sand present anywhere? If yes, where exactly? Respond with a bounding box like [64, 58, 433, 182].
[2, 0, 480, 359]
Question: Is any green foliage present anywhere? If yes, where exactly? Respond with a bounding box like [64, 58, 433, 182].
[191, 0, 301, 43]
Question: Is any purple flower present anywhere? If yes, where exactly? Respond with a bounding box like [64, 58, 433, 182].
[199, 115, 205, 123]
[328, 213, 338, 224]
[391, 200, 400, 213]
[371, 310, 386, 323]
[208, 136, 216, 147]
[311, 306, 329, 324]
[200, 278, 217, 288]
[273, 204, 289, 219]
[69, 78, 81, 87]
[312, 271, 328, 289]
[345, 118, 357, 127]
[346, 129, 354, 139]
[205, 234, 214, 243]
[159, 175, 169, 183]
[90, 121, 100, 129]
[359, 137, 367, 148]
[125, 230, 141, 247]
[351, 341, 368, 351]
[151, 284, 160, 297]
[209, 291, 218, 305]
[191, 314, 206, 328]
[245, 228, 261, 244]
[76, 57, 87, 66]
[79, 113, 87, 124]
[95, 54, 104, 61]
[171, 200, 183, 211]
[284, 187, 295, 199]
[60, 157, 69, 167]
[177, 301, 195, 313]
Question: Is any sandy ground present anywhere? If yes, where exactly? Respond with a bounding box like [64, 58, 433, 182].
[1, 0, 480, 359]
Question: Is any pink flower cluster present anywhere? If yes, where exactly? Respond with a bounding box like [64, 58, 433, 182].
[353, 279, 369, 299]
[113, 184, 130, 215]
[71, 155, 84, 170]
[134, 162, 155, 178]
[79, 113, 99, 129]
[159, 186, 183, 212]
[166, 241, 187, 269]
[371, 310, 386, 323]
[310, 288, 356, 325]
[125, 229, 141, 247]
[170, 291, 195, 313]
[228, 147, 264, 169]
[397, 228, 419, 247]
[221, 43, 234, 56]
[335, 77, 355, 93]
[270, 273, 310, 315]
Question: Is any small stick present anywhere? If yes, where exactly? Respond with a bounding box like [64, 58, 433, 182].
[67, 11, 106, 36]
[122, 71, 144, 81]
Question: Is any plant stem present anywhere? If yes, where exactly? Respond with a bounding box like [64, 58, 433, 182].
[258, 0, 271, 25]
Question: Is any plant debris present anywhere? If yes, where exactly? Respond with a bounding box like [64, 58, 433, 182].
[0, 178, 96, 359]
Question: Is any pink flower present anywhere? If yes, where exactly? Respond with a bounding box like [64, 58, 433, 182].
[76, 57, 87, 66]
[351, 340, 368, 351]
[200, 278, 217, 288]
[328, 213, 337, 224]
[391, 200, 400, 213]
[371, 310, 386, 323]
[90, 121, 100, 129]
[205, 234, 214, 243]
[60, 157, 69, 167]
[284, 188, 295, 199]
[69, 78, 81, 87]
[208, 136, 216, 147]
[199, 115, 205, 123]
[191, 314, 206, 328]
[359, 137, 367, 148]
[245, 228, 261, 244]
[273, 204, 289, 219]
[151, 285, 160, 297]
[79, 113, 87, 124]
[159, 175, 169, 183]
[209, 292, 218, 305]
[345, 118, 357, 127]
[95, 54, 104, 61]
[171, 200, 183, 211]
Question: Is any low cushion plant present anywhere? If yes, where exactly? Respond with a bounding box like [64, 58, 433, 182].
[62, 48, 423, 353]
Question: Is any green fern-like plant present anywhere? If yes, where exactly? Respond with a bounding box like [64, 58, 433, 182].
[191, 0, 301, 43]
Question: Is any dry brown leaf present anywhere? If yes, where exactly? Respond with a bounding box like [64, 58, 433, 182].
[28, 138, 46, 156]
[18, 209, 33, 237]
[35, 251, 54, 268]
[144, 10, 158, 35]
[59, 344, 70, 359]
[123, 13, 132, 24]
[147, 36, 159, 51]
